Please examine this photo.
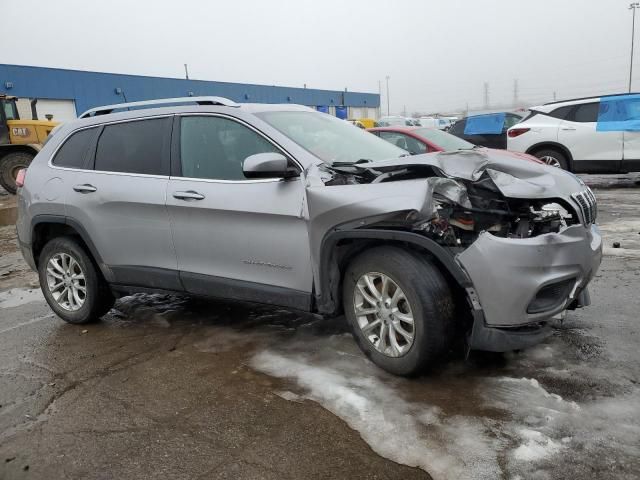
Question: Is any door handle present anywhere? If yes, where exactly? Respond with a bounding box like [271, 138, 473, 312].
[561, 127, 577, 131]
[173, 190, 205, 200]
[73, 184, 97, 193]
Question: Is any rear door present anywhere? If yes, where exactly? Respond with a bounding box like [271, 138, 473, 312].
[65, 116, 180, 290]
[558, 101, 623, 171]
[166, 114, 312, 310]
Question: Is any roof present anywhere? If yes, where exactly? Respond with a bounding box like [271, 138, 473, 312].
[543, 92, 640, 106]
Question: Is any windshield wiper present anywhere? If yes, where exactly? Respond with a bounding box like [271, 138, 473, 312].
[331, 158, 372, 167]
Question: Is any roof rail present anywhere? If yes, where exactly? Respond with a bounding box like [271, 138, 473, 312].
[79, 96, 240, 118]
[543, 92, 640, 106]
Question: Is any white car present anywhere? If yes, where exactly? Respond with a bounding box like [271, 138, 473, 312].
[418, 117, 450, 130]
[507, 94, 640, 173]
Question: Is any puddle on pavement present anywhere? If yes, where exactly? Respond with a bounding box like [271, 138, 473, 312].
[3, 287, 639, 479]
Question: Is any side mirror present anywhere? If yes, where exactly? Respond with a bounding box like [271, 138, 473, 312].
[243, 152, 298, 179]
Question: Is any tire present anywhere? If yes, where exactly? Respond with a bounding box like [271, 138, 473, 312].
[343, 246, 454, 376]
[0, 151, 34, 194]
[532, 148, 568, 170]
[38, 236, 115, 324]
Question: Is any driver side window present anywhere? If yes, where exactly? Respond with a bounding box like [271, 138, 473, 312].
[180, 116, 279, 180]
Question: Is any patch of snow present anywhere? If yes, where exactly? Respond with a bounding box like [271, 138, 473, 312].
[512, 428, 562, 461]
[251, 350, 503, 480]
[274, 390, 304, 403]
[0, 287, 44, 309]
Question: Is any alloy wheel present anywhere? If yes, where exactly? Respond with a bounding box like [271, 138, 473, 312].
[46, 253, 86, 311]
[353, 272, 415, 357]
[540, 155, 562, 168]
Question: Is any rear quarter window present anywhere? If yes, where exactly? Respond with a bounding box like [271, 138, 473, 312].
[94, 118, 170, 175]
[52, 128, 98, 169]
[547, 105, 574, 120]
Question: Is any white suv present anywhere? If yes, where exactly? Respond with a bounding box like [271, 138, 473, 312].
[507, 94, 640, 173]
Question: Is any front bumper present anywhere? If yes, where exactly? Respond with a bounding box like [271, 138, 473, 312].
[459, 224, 602, 351]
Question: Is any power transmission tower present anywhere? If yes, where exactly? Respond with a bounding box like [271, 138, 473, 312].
[483, 82, 489, 109]
[513, 79, 519, 107]
[553, 91, 557, 101]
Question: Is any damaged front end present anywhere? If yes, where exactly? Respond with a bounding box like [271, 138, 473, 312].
[308, 149, 602, 352]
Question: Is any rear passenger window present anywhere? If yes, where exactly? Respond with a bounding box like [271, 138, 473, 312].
[52, 128, 96, 168]
[567, 103, 599, 123]
[179, 116, 280, 180]
[548, 106, 573, 120]
[94, 118, 169, 175]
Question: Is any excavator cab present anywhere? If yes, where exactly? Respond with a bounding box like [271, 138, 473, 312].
[0, 96, 19, 145]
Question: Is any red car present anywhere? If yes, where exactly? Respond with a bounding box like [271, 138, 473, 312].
[368, 126, 542, 163]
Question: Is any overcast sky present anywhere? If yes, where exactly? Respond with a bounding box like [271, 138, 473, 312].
[2, 0, 633, 114]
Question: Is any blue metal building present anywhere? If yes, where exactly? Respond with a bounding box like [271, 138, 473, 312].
[0, 64, 379, 119]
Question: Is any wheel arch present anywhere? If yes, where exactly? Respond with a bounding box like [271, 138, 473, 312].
[31, 215, 112, 281]
[315, 229, 473, 316]
[525, 142, 574, 170]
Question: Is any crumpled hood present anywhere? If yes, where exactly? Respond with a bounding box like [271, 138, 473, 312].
[360, 148, 587, 199]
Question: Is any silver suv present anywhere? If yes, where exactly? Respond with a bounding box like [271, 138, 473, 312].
[16, 97, 602, 376]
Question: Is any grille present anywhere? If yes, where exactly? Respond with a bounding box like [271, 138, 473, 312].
[571, 188, 597, 225]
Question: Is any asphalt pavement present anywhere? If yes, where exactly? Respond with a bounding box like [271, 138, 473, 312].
[0, 175, 639, 480]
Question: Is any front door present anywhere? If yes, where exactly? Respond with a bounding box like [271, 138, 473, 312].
[166, 114, 313, 310]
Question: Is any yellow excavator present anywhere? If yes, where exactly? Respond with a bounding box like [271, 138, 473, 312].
[0, 95, 59, 194]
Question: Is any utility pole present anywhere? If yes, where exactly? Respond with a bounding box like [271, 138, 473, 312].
[630, 3, 639, 92]
[483, 82, 489, 109]
[377, 80, 382, 118]
[385, 76, 391, 116]
[513, 79, 519, 107]
[184, 63, 190, 80]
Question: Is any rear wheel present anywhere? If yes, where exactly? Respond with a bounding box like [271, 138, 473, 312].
[532, 148, 568, 170]
[38, 237, 114, 324]
[0, 151, 34, 194]
[343, 246, 454, 376]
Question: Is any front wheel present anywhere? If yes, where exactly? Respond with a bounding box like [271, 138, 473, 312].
[0, 151, 34, 194]
[343, 246, 454, 376]
[38, 237, 115, 324]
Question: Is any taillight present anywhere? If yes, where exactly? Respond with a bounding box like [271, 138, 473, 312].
[15, 168, 26, 188]
[508, 128, 530, 138]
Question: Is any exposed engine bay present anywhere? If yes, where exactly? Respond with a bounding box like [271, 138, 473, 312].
[318, 152, 580, 249]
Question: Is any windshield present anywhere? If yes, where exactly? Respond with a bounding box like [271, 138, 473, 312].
[413, 128, 475, 151]
[257, 111, 407, 164]
[2, 100, 18, 121]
